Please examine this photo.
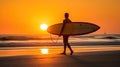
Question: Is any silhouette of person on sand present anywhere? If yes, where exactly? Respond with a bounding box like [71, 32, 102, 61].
[59, 13, 74, 55]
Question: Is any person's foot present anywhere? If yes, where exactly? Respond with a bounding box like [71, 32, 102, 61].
[70, 51, 73, 55]
[60, 52, 66, 55]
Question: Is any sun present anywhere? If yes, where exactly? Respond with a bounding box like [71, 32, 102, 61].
[40, 24, 48, 31]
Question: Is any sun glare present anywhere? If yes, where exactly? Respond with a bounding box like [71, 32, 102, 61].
[40, 24, 48, 31]
[41, 48, 49, 54]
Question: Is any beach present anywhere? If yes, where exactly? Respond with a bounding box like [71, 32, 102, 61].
[1, 0, 120, 66]
[0, 46, 120, 67]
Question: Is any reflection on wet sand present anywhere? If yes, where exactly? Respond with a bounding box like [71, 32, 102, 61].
[41, 48, 49, 54]
[0, 46, 120, 57]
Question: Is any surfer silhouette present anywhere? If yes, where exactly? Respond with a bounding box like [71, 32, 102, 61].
[59, 13, 74, 55]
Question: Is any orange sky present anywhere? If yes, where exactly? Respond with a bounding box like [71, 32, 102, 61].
[0, 0, 120, 34]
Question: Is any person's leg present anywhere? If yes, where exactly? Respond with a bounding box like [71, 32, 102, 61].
[67, 43, 73, 55]
[61, 36, 67, 54]
[66, 36, 73, 55]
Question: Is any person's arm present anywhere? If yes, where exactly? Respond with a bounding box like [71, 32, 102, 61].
[59, 19, 71, 36]
[59, 22, 66, 36]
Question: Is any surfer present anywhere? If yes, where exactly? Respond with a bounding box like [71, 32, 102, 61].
[59, 13, 74, 55]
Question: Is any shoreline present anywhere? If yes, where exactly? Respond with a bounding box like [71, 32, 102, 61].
[0, 45, 120, 57]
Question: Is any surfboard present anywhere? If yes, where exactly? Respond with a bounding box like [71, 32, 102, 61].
[47, 22, 100, 35]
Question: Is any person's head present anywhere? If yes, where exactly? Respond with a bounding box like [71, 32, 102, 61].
[64, 13, 69, 19]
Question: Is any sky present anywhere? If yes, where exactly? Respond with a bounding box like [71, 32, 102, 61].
[0, 0, 120, 34]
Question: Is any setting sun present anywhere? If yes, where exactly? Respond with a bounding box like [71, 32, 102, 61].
[40, 24, 48, 31]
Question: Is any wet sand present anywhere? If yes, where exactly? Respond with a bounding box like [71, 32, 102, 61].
[0, 46, 120, 67]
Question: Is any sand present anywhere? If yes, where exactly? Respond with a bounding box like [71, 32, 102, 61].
[0, 46, 120, 67]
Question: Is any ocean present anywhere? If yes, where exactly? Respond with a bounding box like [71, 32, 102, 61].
[0, 34, 120, 47]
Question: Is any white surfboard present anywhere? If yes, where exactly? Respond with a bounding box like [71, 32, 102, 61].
[47, 22, 100, 35]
